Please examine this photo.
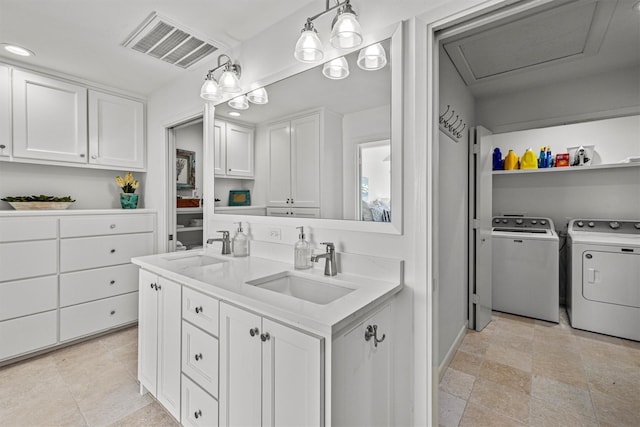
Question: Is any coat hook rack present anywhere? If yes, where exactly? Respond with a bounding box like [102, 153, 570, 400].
[439, 105, 466, 142]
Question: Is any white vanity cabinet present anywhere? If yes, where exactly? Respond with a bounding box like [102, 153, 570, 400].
[12, 69, 88, 164]
[214, 119, 254, 178]
[88, 90, 145, 170]
[219, 302, 322, 427]
[138, 270, 182, 420]
[0, 64, 10, 158]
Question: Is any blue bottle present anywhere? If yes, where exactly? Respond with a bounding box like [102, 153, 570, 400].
[493, 148, 504, 170]
[538, 146, 546, 168]
[546, 147, 552, 168]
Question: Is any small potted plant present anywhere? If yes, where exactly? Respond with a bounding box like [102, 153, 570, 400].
[115, 172, 139, 209]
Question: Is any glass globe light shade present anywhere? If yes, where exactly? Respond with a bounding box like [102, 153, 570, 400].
[330, 11, 362, 49]
[228, 95, 249, 110]
[218, 69, 242, 94]
[357, 43, 387, 70]
[295, 27, 324, 63]
[247, 87, 269, 104]
[322, 57, 349, 80]
[200, 78, 221, 101]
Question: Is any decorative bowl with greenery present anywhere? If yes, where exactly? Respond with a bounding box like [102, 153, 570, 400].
[1, 195, 76, 210]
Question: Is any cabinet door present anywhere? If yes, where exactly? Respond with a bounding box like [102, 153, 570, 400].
[262, 318, 322, 427]
[12, 70, 88, 163]
[88, 90, 145, 170]
[213, 120, 226, 175]
[266, 121, 292, 206]
[332, 304, 392, 426]
[219, 303, 262, 427]
[226, 122, 254, 177]
[138, 270, 159, 393]
[0, 64, 9, 158]
[156, 277, 182, 419]
[290, 114, 320, 208]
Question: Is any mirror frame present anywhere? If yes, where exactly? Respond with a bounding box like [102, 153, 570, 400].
[203, 21, 403, 235]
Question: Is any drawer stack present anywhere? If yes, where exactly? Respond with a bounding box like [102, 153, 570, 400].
[0, 211, 156, 364]
[181, 287, 220, 427]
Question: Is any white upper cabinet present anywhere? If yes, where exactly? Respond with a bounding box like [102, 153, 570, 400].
[214, 119, 254, 178]
[0, 65, 9, 158]
[12, 69, 88, 163]
[88, 90, 145, 170]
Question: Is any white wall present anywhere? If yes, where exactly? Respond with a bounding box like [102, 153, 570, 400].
[437, 46, 474, 367]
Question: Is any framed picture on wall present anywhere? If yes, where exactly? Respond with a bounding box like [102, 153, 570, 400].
[176, 149, 196, 189]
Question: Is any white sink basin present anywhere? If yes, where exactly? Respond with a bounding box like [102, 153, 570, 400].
[164, 254, 227, 267]
[246, 272, 355, 305]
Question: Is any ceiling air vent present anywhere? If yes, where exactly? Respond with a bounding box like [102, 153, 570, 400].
[122, 12, 222, 69]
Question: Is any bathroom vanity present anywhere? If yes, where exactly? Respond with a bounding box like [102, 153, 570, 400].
[132, 250, 402, 426]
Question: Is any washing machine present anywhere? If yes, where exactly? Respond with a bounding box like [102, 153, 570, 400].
[492, 216, 559, 322]
[567, 219, 640, 341]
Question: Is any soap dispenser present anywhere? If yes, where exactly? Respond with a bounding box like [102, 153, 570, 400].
[294, 226, 311, 270]
[232, 222, 249, 257]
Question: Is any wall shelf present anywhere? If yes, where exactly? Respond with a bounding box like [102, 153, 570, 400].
[177, 207, 203, 214]
[176, 226, 203, 233]
[493, 162, 640, 175]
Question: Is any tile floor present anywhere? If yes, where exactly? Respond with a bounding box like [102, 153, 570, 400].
[0, 326, 178, 427]
[439, 309, 640, 427]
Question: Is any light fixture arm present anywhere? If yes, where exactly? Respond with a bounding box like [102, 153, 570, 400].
[204, 54, 241, 81]
[305, 0, 353, 25]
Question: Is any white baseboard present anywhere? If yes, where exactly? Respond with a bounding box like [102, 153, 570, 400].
[438, 321, 468, 382]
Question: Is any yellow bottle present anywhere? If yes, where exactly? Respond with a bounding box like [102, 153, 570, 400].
[520, 148, 538, 169]
[504, 150, 519, 170]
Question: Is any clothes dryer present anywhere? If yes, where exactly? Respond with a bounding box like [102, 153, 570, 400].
[567, 219, 640, 341]
[492, 217, 559, 322]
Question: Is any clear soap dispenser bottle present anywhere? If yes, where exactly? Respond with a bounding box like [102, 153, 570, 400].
[294, 226, 311, 270]
[232, 222, 249, 257]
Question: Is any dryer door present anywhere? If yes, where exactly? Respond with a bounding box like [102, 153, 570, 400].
[583, 250, 640, 308]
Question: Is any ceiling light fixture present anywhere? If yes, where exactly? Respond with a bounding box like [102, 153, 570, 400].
[246, 87, 269, 104]
[294, 0, 363, 63]
[228, 95, 249, 110]
[200, 54, 242, 101]
[2, 43, 35, 57]
[322, 56, 349, 79]
[356, 42, 387, 70]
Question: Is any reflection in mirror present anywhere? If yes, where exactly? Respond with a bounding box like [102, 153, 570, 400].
[213, 36, 396, 222]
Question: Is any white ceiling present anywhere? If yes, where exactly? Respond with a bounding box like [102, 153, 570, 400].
[0, 0, 315, 95]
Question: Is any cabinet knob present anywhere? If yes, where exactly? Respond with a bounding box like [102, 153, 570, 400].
[249, 327, 259, 337]
[91, 155, 97, 159]
[110, 224, 116, 229]
[194, 410, 202, 419]
[195, 306, 203, 314]
[157, 284, 162, 291]
[110, 249, 116, 253]
[194, 353, 203, 361]
[110, 310, 116, 316]
[0, 144, 5, 149]
[260, 332, 270, 342]
[109, 280, 116, 285]
[79, 153, 85, 158]
[150, 283, 155, 289]
[291, 198, 294, 204]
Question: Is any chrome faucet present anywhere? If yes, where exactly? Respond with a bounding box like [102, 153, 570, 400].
[207, 230, 231, 255]
[311, 242, 337, 276]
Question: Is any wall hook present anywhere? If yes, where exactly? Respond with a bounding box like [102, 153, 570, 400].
[364, 324, 386, 347]
[455, 123, 466, 138]
[442, 109, 455, 126]
[439, 105, 450, 123]
[448, 115, 460, 131]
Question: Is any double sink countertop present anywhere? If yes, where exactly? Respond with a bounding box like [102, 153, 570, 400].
[132, 250, 403, 336]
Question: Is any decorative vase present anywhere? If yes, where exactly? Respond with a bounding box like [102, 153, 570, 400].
[120, 193, 138, 209]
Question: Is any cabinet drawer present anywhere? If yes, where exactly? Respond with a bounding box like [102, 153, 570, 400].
[60, 233, 154, 272]
[183, 287, 219, 336]
[60, 292, 138, 341]
[181, 374, 218, 427]
[60, 214, 154, 237]
[0, 276, 57, 321]
[182, 321, 219, 398]
[0, 240, 57, 282]
[60, 264, 139, 307]
[0, 217, 57, 242]
[0, 310, 57, 361]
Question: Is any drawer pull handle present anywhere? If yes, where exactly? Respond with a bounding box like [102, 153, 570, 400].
[110, 280, 116, 285]
[195, 306, 203, 314]
[110, 249, 116, 253]
[110, 224, 116, 229]
[194, 353, 203, 361]
[157, 284, 161, 291]
[110, 310, 116, 316]
[260, 332, 270, 342]
[249, 327, 259, 337]
[194, 410, 202, 419]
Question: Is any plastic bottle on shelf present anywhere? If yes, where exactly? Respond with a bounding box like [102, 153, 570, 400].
[538, 146, 546, 168]
[546, 146, 553, 168]
[294, 226, 312, 270]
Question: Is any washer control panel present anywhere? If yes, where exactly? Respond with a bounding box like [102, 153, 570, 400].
[571, 219, 640, 234]
[492, 217, 553, 231]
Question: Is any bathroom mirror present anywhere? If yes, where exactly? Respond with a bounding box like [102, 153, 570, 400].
[210, 23, 402, 234]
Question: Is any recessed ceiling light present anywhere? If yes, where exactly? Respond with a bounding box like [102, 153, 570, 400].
[229, 111, 241, 117]
[2, 44, 35, 57]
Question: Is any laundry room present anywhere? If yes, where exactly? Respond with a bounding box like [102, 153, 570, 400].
[436, 0, 640, 369]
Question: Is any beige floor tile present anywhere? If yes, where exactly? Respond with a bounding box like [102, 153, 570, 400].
[440, 368, 476, 400]
[492, 311, 535, 325]
[108, 401, 179, 427]
[583, 357, 640, 407]
[491, 330, 534, 354]
[98, 326, 138, 351]
[76, 381, 154, 426]
[439, 391, 467, 427]
[493, 318, 535, 339]
[460, 402, 527, 427]
[478, 359, 531, 395]
[468, 378, 530, 424]
[532, 347, 588, 390]
[449, 350, 483, 377]
[530, 374, 595, 419]
[111, 341, 139, 379]
[578, 336, 640, 369]
[529, 397, 598, 427]
[484, 342, 532, 373]
[459, 331, 491, 357]
[591, 389, 640, 427]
